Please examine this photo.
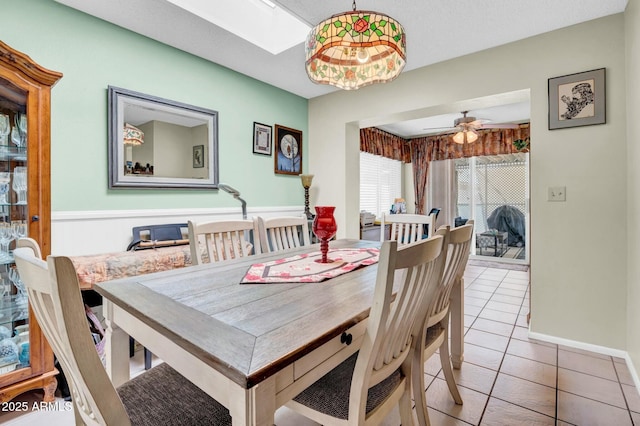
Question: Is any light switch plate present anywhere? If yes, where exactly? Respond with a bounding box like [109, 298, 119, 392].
[548, 186, 566, 201]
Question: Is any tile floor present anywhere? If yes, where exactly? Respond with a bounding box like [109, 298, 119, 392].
[1, 261, 639, 425]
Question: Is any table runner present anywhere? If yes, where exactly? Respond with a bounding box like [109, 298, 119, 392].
[241, 247, 379, 284]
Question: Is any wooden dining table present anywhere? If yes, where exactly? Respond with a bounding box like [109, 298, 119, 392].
[95, 239, 465, 425]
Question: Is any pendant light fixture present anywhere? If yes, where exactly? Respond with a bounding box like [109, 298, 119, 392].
[305, 1, 406, 90]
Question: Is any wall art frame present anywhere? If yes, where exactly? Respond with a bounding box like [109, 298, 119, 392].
[253, 122, 272, 155]
[548, 68, 606, 130]
[274, 124, 302, 175]
[193, 144, 204, 168]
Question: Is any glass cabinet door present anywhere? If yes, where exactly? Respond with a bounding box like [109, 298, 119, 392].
[0, 98, 30, 374]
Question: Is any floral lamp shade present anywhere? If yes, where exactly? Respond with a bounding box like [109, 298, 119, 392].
[305, 8, 406, 90]
[123, 123, 144, 145]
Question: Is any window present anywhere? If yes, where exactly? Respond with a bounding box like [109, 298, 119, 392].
[359, 152, 402, 218]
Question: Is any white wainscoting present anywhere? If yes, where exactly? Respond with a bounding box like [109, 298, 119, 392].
[51, 206, 304, 256]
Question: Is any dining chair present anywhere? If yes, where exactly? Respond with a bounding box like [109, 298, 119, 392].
[13, 238, 231, 426]
[381, 212, 437, 245]
[412, 220, 474, 426]
[285, 235, 446, 425]
[256, 214, 310, 253]
[188, 218, 260, 265]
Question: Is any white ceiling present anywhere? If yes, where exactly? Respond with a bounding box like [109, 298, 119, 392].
[54, 0, 627, 136]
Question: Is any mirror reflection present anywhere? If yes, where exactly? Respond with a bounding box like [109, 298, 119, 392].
[108, 86, 219, 189]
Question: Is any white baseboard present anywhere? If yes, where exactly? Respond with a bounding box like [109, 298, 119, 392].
[529, 330, 640, 393]
[51, 206, 303, 256]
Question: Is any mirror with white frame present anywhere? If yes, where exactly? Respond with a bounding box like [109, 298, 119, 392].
[108, 86, 219, 189]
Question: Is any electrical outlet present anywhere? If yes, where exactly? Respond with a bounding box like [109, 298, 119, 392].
[548, 186, 566, 202]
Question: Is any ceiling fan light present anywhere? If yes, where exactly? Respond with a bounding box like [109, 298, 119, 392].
[453, 130, 478, 144]
[305, 8, 406, 90]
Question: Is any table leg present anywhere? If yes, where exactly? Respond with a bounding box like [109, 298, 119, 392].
[450, 277, 464, 369]
[229, 377, 276, 426]
[103, 300, 131, 387]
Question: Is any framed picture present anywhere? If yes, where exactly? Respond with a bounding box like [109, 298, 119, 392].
[548, 68, 606, 130]
[253, 122, 272, 155]
[193, 144, 204, 168]
[274, 125, 302, 175]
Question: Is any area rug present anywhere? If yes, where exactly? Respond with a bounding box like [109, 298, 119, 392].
[241, 248, 379, 284]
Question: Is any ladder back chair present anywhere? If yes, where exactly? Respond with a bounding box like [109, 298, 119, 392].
[286, 235, 447, 425]
[381, 212, 437, 245]
[256, 215, 310, 253]
[13, 238, 231, 426]
[188, 218, 259, 265]
[412, 220, 474, 426]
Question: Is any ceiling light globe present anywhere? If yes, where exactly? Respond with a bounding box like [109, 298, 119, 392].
[356, 49, 370, 64]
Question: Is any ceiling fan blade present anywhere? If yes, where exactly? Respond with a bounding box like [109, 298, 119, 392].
[421, 126, 456, 131]
[478, 123, 520, 129]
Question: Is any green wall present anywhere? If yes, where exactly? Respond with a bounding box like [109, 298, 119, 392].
[1, 0, 308, 211]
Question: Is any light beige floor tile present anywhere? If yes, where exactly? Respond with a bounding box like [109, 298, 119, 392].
[498, 282, 529, 291]
[557, 390, 633, 426]
[500, 354, 557, 388]
[480, 397, 555, 426]
[489, 293, 524, 306]
[464, 304, 483, 317]
[614, 361, 636, 386]
[466, 290, 493, 300]
[424, 351, 444, 377]
[501, 276, 529, 285]
[494, 287, 526, 298]
[426, 377, 488, 425]
[437, 359, 497, 394]
[516, 313, 529, 327]
[491, 373, 556, 417]
[622, 383, 640, 412]
[425, 407, 470, 425]
[465, 328, 510, 352]
[470, 318, 514, 337]
[467, 283, 498, 293]
[274, 407, 321, 425]
[482, 268, 509, 277]
[484, 300, 521, 314]
[465, 296, 488, 308]
[506, 339, 557, 365]
[558, 368, 626, 409]
[471, 278, 502, 286]
[558, 349, 617, 381]
[464, 315, 476, 328]
[510, 325, 530, 341]
[557, 345, 610, 361]
[478, 308, 518, 324]
[463, 343, 504, 371]
[632, 411, 640, 424]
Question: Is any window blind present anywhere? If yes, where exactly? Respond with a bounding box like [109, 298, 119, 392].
[359, 152, 402, 218]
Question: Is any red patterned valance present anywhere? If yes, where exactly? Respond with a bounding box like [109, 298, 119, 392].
[360, 128, 411, 163]
[411, 124, 530, 162]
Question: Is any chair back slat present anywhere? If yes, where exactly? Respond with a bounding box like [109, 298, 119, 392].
[427, 221, 474, 324]
[347, 235, 445, 418]
[14, 238, 130, 426]
[188, 219, 260, 265]
[373, 236, 446, 370]
[256, 215, 310, 253]
[382, 212, 437, 245]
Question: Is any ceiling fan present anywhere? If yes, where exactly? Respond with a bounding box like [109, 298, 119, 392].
[423, 111, 520, 144]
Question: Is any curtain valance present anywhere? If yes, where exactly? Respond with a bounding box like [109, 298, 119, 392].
[359, 128, 411, 163]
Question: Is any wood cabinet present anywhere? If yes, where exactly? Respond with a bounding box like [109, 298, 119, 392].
[0, 41, 62, 402]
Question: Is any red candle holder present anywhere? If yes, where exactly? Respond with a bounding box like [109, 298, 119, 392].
[312, 206, 337, 263]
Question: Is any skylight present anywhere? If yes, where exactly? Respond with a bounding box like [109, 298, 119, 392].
[166, 0, 310, 55]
